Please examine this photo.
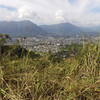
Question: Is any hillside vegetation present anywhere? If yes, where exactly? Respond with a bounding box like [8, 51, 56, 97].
[0, 37, 100, 100]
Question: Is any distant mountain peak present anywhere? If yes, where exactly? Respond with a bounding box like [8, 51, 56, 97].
[0, 20, 47, 37]
[40, 22, 81, 36]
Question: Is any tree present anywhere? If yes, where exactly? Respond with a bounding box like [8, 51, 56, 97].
[0, 34, 11, 55]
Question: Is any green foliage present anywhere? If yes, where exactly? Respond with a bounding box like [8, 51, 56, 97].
[0, 34, 10, 46]
[48, 52, 64, 63]
[62, 44, 83, 57]
[0, 45, 41, 59]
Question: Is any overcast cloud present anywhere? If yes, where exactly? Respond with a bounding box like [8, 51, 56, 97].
[0, 0, 100, 26]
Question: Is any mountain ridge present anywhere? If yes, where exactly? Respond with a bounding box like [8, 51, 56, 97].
[0, 20, 47, 37]
[40, 22, 100, 36]
[0, 20, 99, 37]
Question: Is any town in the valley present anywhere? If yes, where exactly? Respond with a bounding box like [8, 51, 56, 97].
[6, 35, 100, 53]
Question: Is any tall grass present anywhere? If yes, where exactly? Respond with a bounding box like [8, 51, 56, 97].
[0, 43, 100, 100]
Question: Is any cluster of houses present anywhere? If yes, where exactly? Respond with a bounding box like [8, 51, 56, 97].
[13, 36, 99, 53]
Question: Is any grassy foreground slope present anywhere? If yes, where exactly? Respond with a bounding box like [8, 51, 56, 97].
[0, 42, 100, 100]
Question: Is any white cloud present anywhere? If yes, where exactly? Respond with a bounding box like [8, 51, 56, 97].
[0, 7, 17, 21]
[18, 6, 34, 18]
[55, 10, 65, 23]
[0, 0, 100, 26]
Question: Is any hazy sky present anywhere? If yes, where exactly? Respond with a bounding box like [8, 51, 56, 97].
[0, 0, 100, 26]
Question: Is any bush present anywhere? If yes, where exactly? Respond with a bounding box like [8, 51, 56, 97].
[0, 45, 41, 59]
